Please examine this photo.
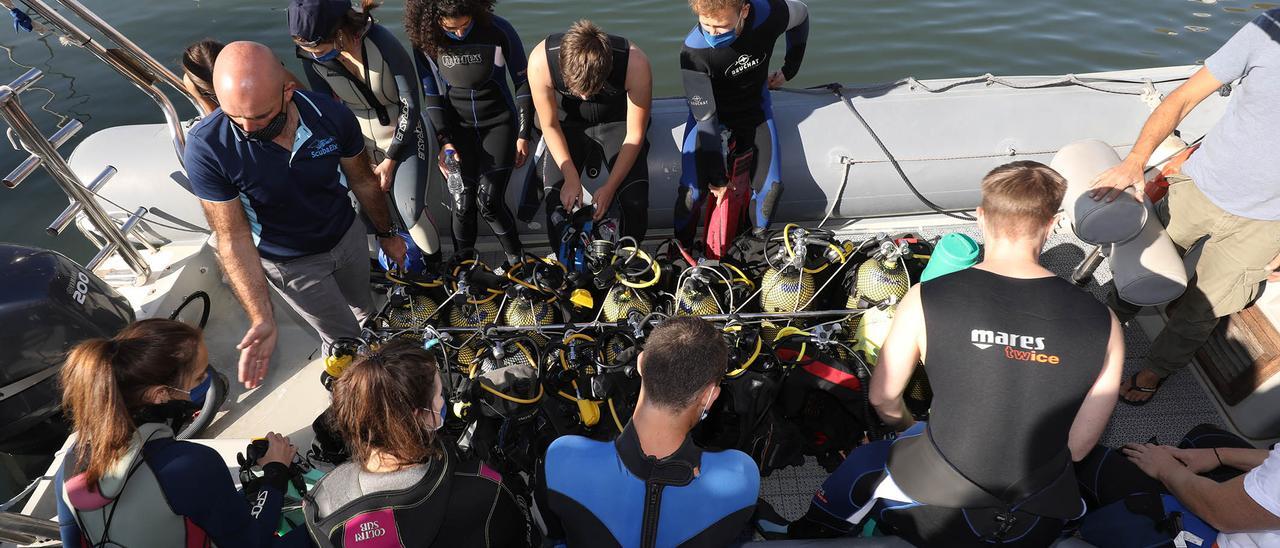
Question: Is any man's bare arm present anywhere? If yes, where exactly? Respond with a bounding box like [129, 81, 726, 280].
[869, 285, 924, 431]
[201, 199, 276, 388]
[1166, 471, 1280, 533]
[1090, 67, 1223, 201]
[600, 46, 652, 194]
[528, 41, 582, 210]
[341, 150, 395, 233]
[1068, 313, 1123, 461]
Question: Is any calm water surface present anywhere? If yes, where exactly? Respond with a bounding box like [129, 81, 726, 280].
[0, 0, 1272, 259]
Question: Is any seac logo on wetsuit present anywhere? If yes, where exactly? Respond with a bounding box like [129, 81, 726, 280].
[725, 54, 765, 78]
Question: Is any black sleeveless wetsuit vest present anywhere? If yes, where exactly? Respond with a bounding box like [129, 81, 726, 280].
[896, 268, 1110, 519]
[545, 33, 630, 126]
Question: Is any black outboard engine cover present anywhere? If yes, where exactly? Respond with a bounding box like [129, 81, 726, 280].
[0, 245, 133, 453]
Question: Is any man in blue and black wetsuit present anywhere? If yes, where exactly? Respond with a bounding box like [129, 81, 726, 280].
[676, 0, 809, 247]
[541, 317, 759, 547]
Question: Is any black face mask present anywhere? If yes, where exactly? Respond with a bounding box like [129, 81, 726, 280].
[241, 94, 288, 142]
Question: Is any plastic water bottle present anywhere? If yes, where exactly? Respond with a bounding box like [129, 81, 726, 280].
[443, 149, 464, 196]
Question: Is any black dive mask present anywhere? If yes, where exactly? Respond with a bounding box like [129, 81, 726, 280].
[132, 400, 200, 432]
[243, 95, 288, 142]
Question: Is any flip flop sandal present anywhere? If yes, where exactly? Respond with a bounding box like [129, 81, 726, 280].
[1119, 371, 1166, 406]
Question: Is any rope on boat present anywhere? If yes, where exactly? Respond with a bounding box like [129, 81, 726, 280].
[784, 72, 1188, 98]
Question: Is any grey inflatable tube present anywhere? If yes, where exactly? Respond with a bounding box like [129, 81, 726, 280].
[1107, 199, 1189, 306]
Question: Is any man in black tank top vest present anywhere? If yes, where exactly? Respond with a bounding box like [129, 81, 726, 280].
[789, 162, 1124, 547]
[528, 20, 652, 242]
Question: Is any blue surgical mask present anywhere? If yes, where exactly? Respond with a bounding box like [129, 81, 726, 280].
[312, 48, 340, 63]
[702, 27, 738, 48]
[433, 393, 448, 431]
[445, 21, 474, 41]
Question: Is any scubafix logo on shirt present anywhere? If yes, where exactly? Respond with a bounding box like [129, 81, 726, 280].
[971, 329, 1061, 365]
[309, 136, 338, 158]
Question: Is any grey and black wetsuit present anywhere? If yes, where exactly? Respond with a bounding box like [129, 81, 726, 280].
[676, 0, 808, 245]
[539, 33, 649, 242]
[416, 16, 531, 258]
[300, 22, 440, 257]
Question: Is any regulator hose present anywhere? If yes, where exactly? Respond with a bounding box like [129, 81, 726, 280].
[169, 291, 211, 329]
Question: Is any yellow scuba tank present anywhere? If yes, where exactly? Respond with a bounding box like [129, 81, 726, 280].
[601, 244, 660, 323]
[501, 257, 565, 342]
[674, 267, 723, 317]
[447, 260, 503, 371]
[847, 240, 911, 348]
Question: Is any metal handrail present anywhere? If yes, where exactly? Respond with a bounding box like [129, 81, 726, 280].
[15, 0, 191, 165]
[51, 0, 194, 104]
[0, 70, 151, 282]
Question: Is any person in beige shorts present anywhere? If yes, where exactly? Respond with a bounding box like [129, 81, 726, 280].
[1090, 9, 1280, 405]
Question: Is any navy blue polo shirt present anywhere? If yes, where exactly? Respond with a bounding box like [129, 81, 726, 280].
[184, 90, 363, 261]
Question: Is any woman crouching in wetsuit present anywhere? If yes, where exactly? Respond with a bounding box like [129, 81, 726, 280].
[55, 319, 309, 547]
[302, 339, 538, 547]
[289, 0, 442, 262]
[405, 0, 529, 265]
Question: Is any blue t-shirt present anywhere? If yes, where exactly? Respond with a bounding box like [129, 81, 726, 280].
[184, 90, 364, 260]
[1182, 9, 1280, 221]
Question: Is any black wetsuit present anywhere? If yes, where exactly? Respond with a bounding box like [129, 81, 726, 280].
[676, 0, 808, 244]
[300, 22, 440, 257]
[304, 442, 538, 547]
[802, 269, 1110, 546]
[539, 33, 649, 242]
[417, 16, 532, 258]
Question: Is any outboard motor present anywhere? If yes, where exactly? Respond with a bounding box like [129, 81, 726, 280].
[0, 245, 133, 454]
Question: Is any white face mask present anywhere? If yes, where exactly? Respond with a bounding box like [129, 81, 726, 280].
[698, 390, 715, 422]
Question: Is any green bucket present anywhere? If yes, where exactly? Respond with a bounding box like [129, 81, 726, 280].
[920, 233, 980, 283]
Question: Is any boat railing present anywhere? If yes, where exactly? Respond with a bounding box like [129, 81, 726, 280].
[11, 0, 198, 165]
[0, 68, 152, 283]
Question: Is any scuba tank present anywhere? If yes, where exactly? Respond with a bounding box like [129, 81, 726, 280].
[600, 241, 660, 323]
[502, 256, 567, 342]
[377, 232, 445, 340]
[446, 259, 505, 369]
[673, 261, 755, 318]
[846, 238, 934, 415]
[846, 239, 911, 349]
[760, 225, 848, 340]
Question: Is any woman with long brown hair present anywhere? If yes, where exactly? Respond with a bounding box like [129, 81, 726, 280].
[302, 339, 537, 547]
[405, 0, 529, 266]
[54, 319, 310, 547]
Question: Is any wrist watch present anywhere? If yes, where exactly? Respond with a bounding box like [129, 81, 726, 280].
[374, 228, 395, 239]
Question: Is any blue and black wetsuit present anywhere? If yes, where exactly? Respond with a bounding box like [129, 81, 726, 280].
[416, 16, 531, 259]
[55, 422, 307, 547]
[540, 422, 759, 547]
[539, 33, 650, 242]
[300, 22, 440, 258]
[676, 0, 809, 245]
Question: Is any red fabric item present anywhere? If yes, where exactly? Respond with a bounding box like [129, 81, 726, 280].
[703, 145, 754, 260]
[1147, 144, 1199, 203]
